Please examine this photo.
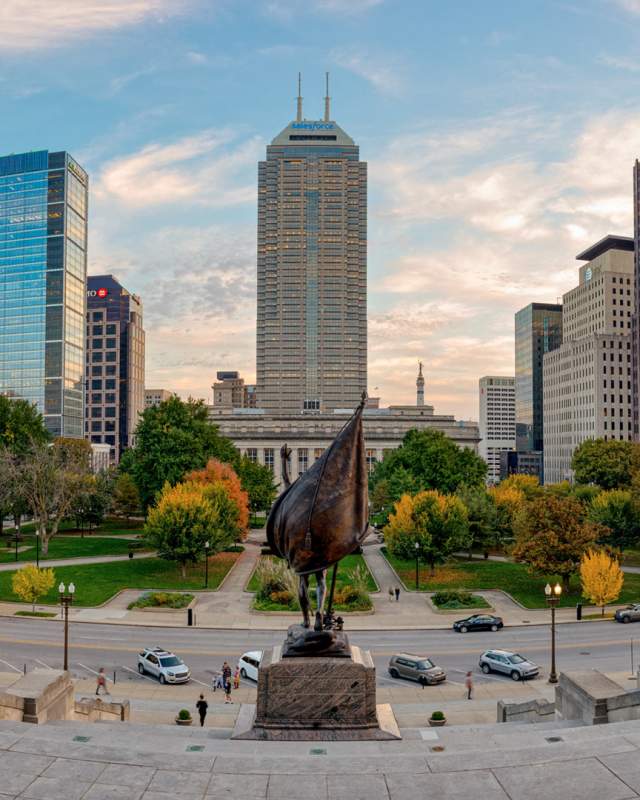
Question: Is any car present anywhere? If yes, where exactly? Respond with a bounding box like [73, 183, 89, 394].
[615, 604, 640, 624]
[137, 647, 191, 684]
[238, 651, 263, 682]
[453, 614, 503, 633]
[388, 653, 447, 685]
[479, 649, 539, 681]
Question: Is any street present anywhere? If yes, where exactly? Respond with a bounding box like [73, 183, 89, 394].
[1, 616, 639, 690]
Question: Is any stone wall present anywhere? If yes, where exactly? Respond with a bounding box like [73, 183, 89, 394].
[74, 697, 130, 722]
[0, 670, 74, 724]
[497, 697, 556, 724]
[556, 671, 640, 725]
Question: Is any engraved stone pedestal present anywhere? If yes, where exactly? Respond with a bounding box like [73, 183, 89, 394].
[232, 644, 401, 741]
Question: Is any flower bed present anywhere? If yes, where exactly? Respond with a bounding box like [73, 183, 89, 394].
[127, 591, 194, 611]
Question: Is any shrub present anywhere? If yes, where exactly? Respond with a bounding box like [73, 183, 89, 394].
[269, 590, 295, 606]
[178, 709, 191, 720]
[254, 558, 298, 603]
[430, 711, 445, 720]
[128, 591, 194, 610]
[432, 590, 474, 606]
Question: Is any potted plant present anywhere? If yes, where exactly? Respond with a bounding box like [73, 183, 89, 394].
[175, 708, 193, 726]
[428, 710, 446, 727]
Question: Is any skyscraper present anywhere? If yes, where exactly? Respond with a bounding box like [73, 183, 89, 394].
[0, 150, 88, 437]
[256, 76, 367, 414]
[479, 376, 515, 485]
[85, 275, 145, 462]
[632, 160, 640, 440]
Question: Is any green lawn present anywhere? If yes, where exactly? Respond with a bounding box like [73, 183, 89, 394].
[383, 550, 640, 609]
[0, 534, 147, 564]
[0, 553, 241, 607]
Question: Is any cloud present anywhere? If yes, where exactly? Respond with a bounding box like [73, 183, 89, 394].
[95, 129, 261, 208]
[314, 0, 383, 12]
[264, 0, 382, 21]
[611, 0, 640, 13]
[0, 0, 187, 52]
[186, 51, 208, 65]
[597, 53, 640, 72]
[331, 48, 402, 95]
[109, 66, 156, 95]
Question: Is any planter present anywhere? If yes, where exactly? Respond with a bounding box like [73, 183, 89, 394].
[175, 717, 193, 726]
[428, 717, 446, 727]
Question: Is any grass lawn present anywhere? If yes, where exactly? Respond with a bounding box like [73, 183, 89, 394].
[0, 553, 240, 607]
[0, 534, 147, 564]
[383, 549, 640, 609]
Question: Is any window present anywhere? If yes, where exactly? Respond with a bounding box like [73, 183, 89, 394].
[91, 422, 101, 433]
[106, 324, 116, 335]
[105, 393, 116, 404]
[92, 338, 103, 349]
[264, 448, 274, 471]
[92, 352, 103, 363]
[91, 407, 102, 418]
[91, 366, 102, 377]
[246, 448, 258, 463]
[105, 379, 116, 390]
[105, 365, 117, 375]
[105, 407, 116, 418]
[105, 338, 116, 349]
[92, 325, 103, 335]
[91, 379, 102, 390]
[298, 448, 308, 475]
[105, 352, 117, 363]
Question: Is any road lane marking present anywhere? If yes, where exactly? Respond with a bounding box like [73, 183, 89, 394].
[33, 658, 53, 669]
[121, 664, 156, 684]
[0, 658, 22, 673]
[76, 662, 115, 684]
[190, 677, 210, 688]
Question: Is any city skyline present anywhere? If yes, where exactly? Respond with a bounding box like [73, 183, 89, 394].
[5, 1, 640, 417]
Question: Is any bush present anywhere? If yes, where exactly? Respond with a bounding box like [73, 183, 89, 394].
[269, 590, 295, 606]
[178, 709, 191, 720]
[224, 544, 245, 553]
[432, 590, 474, 606]
[430, 711, 445, 721]
[128, 591, 194, 610]
[254, 558, 298, 604]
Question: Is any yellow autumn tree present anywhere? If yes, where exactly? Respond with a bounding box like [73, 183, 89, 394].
[580, 549, 624, 616]
[12, 565, 56, 612]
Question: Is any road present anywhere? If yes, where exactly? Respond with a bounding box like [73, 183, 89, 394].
[0, 616, 638, 689]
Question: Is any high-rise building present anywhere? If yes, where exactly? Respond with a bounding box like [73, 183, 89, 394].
[256, 76, 367, 414]
[544, 235, 634, 483]
[478, 376, 515, 485]
[515, 302, 562, 452]
[144, 389, 175, 408]
[632, 161, 640, 440]
[0, 150, 88, 437]
[85, 275, 145, 462]
[212, 371, 256, 410]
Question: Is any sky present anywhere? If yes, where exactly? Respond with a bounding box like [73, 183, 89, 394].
[3, 0, 640, 419]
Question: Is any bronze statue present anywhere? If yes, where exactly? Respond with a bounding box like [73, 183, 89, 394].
[266, 394, 369, 651]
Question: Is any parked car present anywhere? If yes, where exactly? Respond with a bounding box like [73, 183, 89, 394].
[238, 651, 263, 681]
[453, 614, 503, 633]
[615, 604, 640, 624]
[479, 649, 539, 681]
[137, 647, 191, 684]
[388, 653, 447, 685]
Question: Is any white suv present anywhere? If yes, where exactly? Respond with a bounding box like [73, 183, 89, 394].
[137, 647, 191, 684]
[238, 651, 262, 682]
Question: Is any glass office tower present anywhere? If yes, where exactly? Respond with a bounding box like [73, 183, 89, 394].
[514, 302, 562, 452]
[0, 150, 88, 437]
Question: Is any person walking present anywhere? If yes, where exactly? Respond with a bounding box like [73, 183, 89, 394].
[394, 586, 400, 602]
[196, 694, 208, 727]
[224, 678, 233, 704]
[465, 671, 474, 700]
[233, 666, 240, 690]
[388, 586, 394, 603]
[95, 667, 107, 696]
[222, 661, 232, 685]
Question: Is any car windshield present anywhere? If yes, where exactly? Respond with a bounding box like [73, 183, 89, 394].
[417, 659, 434, 670]
[508, 654, 526, 664]
[160, 656, 183, 667]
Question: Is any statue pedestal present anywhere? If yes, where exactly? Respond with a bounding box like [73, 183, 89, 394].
[232, 644, 401, 741]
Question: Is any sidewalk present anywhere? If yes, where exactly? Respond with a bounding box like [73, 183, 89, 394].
[0, 552, 156, 573]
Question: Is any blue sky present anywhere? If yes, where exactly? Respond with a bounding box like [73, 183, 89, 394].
[3, 0, 640, 418]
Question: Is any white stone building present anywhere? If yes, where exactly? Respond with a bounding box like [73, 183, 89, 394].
[478, 376, 515, 485]
[543, 235, 635, 484]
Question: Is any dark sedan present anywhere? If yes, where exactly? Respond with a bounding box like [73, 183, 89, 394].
[453, 614, 503, 633]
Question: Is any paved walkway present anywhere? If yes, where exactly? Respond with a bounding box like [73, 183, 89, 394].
[0, 552, 156, 573]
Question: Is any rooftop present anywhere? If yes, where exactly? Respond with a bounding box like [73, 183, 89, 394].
[575, 234, 634, 262]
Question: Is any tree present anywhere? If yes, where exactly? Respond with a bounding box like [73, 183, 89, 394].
[370, 429, 487, 509]
[580, 549, 624, 616]
[125, 396, 239, 509]
[588, 489, 640, 551]
[12, 565, 56, 611]
[236, 456, 277, 515]
[19, 439, 93, 554]
[384, 490, 470, 574]
[0, 396, 49, 456]
[72, 470, 114, 532]
[112, 473, 141, 522]
[572, 438, 640, 489]
[499, 474, 543, 500]
[512, 495, 608, 592]
[457, 485, 500, 558]
[488, 482, 525, 543]
[186, 458, 249, 538]
[144, 481, 233, 577]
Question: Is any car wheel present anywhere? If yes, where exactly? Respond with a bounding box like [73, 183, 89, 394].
[389, 668, 400, 679]
[622, 616, 631, 624]
[460, 626, 468, 633]
[490, 624, 498, 632]
[510, 670, 520, 681]
[240, 668, 247, 679]
[137, 663, 145, 675]
[481, 663, 490, 674]
[159, 674, 166, 685]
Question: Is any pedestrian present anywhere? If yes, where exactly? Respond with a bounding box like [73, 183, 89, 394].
[394, 586, 400, 602]
[222, 661, 231, 684]
[196, 693, 208, 727]
[465, 671, 473, 700]
[224, 678, 233, 704]
[95, 667, 107, 696]
[388, 586, 394, 603]
[233, 666, 240, 690]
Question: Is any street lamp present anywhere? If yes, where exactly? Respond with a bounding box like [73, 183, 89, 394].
[204, 541, 210, 589]
[35, 530, 39, 568]
[59, 582, 75, 671]
[545, 582, 562, 684]
[415, 541, 420, 591]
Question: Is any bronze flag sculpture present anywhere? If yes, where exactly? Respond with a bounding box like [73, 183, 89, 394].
[267, 394, 369, 650]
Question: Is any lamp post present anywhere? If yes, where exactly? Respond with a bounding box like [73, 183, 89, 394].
[59, 582, 75, 671]
[204, 541, 210, 589]
[545, 582, 562, 684]
[415, 541, 420, 591]
[35, 530, 39, 568]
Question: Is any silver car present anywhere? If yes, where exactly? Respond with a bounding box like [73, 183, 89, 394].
[479, 649, 539, 681]
[388, 653, 446, 685]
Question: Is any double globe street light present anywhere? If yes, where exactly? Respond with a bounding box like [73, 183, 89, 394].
[545, 582, 562, 684]
[59, 582, 75, 671]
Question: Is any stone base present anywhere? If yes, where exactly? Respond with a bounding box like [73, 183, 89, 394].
[232, 645, 401, 741]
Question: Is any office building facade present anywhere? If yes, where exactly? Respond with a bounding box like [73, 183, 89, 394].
[145, 388, 174, 408]
[85, 275, 144, 461]
[212, 371, 256, 410]
[543, 236, 634, 483]
[632, 161, 640, 440]
[0, 150, 88, 437]
[479, 376, 515, 485]
[256, 85, 367, 414]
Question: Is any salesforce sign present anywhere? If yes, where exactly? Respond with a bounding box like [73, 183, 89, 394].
[291, 122, 335, 130]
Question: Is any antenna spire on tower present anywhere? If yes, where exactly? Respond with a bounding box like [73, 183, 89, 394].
[324, 71, 331, 122]
[296, 72, 303, 122]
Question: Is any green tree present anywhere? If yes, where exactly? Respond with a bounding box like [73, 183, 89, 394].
[112, 473, 141, 522]
[73, 470, 114, 532]
[457, 485, 500, 558]
[572, 438, 640, 489]
[370, 429, 486, 509]
[0, 396, 49, 456]
[588, 489, 640, 551]
[125, 396, 238, 509]
[236, 456, 277, 514]
[512, 495, 608, 592]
